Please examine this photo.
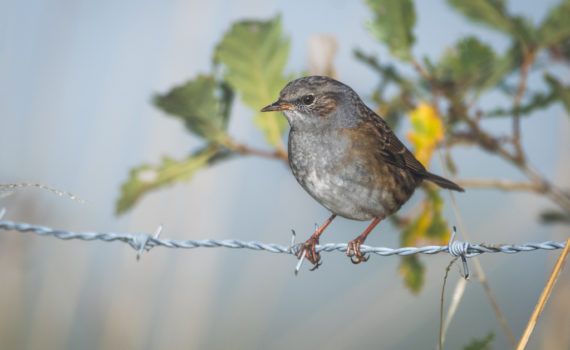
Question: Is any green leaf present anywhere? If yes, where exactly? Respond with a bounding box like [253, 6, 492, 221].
[401, 188, 450, 245]
[538, 0, 570, 49]
[154, 75, 233, 142]
[447, 0, 535, 49]
[399, 256, 425, 294]
[354, 49, 416, 91]
[398, 188, 449, 293]
[544, 73, 570, 114]
[445, 152, 458, 175]
[116, 146, 230, 215]
[214, 16, 290, 148]
[365, 0, 416, 60]
[462, 332, 494, 350]
[474, 43, 523, 97]
[485, 90, 556, 117]
[436, 37, 497, 96]
[550, 37, 570, 61]
[540, 209, 570, 225]
[447, 0, 511, 32]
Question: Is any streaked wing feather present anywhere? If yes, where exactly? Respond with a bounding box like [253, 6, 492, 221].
[364, 108, 428, 175]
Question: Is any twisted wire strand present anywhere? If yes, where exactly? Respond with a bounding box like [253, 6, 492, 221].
[0, 209, 565, 265]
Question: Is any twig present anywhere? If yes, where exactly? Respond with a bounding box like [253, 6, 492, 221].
[224, 139, 288, 162]
[439, 152, 518, 348]
[439, 257, 459, 350]
[439, 270, 468, 350]
[0, 183, 86, 203]
[411, 58, 431, 83]
[516, 236, 570, 350]
[455, 179, 540, 192]
[512, 51, 536, 163]
[518, 163, 570, 213]
[453, 114, 570, 213]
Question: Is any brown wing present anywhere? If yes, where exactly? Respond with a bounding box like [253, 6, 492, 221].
[357, 106, 465, 192]
[360, 106, 428, 176]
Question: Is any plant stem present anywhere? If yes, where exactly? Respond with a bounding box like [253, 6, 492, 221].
[516, 236, 570, 350]
[512, 50, 536, 162]
[223, 138, 288, 162]
[455, 179, 539, 192]
[455, 113, 570, 213]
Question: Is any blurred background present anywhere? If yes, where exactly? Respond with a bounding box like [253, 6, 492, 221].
[1, 0, 569, 349]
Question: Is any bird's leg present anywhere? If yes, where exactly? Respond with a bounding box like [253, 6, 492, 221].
[297, 214, 337, 267]
[346, 217, 382, 264]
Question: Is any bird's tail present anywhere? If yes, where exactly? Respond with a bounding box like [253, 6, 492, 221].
[424, 172, 464, 192]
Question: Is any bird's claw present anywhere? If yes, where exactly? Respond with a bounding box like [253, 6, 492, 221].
[350, 254, 369, 264]
[297, 236, 321, 267]
[346, 238, 369, 264]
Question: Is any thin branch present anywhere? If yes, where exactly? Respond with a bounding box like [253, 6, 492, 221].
[518, 163, 570, 213]
[479, 275, 517, 349]
[441, 174, 518, 349]
[439, 257, 459, 350]
[452, 114, 570, 212]
[455, 179, 540, 192]
[411, 58, 432, 83]
[516, 236, 570, 350]
[512, 50, 536, 162]
[223, 139, 288, 162]
[0, 183, 86, 202]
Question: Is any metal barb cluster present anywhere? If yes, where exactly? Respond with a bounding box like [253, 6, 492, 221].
[0, 209, 566, 274]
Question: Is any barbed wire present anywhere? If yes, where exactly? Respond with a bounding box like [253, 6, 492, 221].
[0, 208, 566, 275]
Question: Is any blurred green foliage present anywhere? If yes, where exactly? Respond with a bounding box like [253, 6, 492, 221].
[154, 75, 233, 142]
[116, 16, 291, 214]
[117, 1, 570, 297]
[462, 332, 495, 350]
[214, 16, 291, 148]
[365, 0, 416, 60]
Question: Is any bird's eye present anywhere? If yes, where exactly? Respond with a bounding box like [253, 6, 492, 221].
[301, 94, 315, 105]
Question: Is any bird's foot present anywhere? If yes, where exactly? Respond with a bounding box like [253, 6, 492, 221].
[297, 236, 322, 269]
[346, 237, 369, 264]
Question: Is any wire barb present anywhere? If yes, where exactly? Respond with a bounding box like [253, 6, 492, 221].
[448, 227, 470, 279]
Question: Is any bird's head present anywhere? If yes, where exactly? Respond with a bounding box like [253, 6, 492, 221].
[261, 76, 360, 130]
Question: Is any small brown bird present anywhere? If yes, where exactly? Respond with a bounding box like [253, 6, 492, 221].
[261, 76, 464, 267]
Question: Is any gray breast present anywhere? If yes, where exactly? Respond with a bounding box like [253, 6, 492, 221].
[288, 128, 415, 221]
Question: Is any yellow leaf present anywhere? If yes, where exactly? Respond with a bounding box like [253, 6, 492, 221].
[401, 189, 450, 247]
[406, 103, 444, 167]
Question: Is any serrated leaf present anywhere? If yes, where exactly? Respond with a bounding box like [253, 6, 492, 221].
[399, 256, 425, 294]
[116, 146, 229, 215]
[447, 0, 535, 49]
[472, 43, 523, 101]
[538, 0, 570, 49]
[436, 36, 498, 96]
[214, 16, 290, 148]
[447, 0, 511, 33]
[544, 73, 570, 114]
[365, 0, 416, 60]
[154, 75, 233, 142]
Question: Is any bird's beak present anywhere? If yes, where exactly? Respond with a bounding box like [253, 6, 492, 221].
[260, 100, 293, 112]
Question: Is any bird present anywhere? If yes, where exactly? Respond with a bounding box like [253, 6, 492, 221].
[261, 76, 464, 267]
